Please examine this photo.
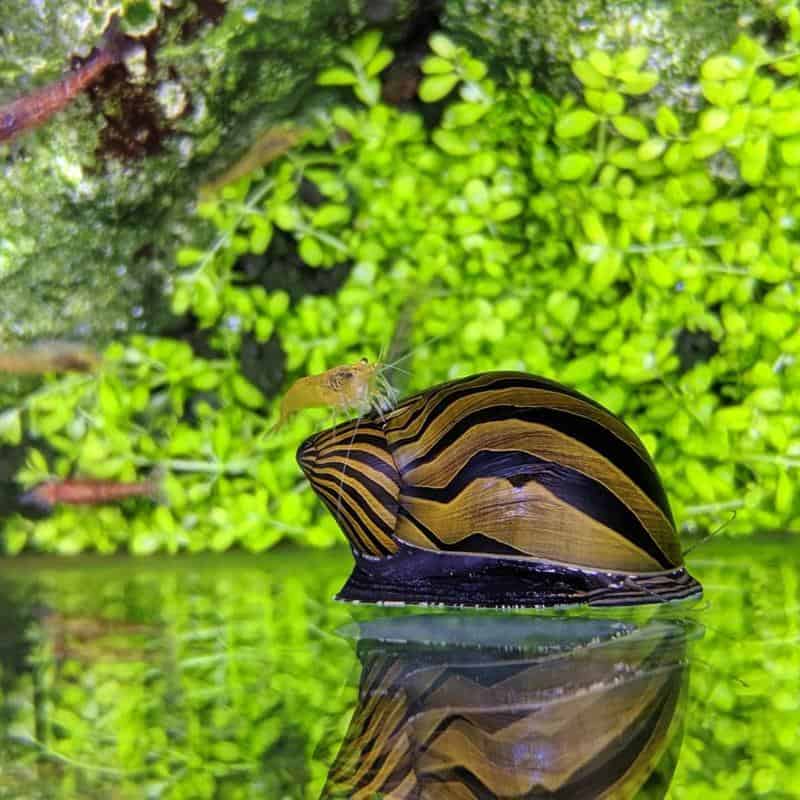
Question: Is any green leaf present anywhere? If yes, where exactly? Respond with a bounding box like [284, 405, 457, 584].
[232, 375, 264, 409]
[98, 380, 121, 418]
[352, 30, 382, 64]
[26, 449, 50, 479]
[612, 115, 649, 141]
[616, 46, 649, 71]
[422, 55, 454, 75]
[266, 288, 288, 319]
[664, 142, 692, 173]
[739, 135, 770, 184]
[429, 33, 458, 59]
[299, 236, 324, 266]
[701, 55, 745, 81]
[572, 59, 607, 89]
[311, 204, 351, 227]
[747, 387, 782, 411]
[443, 101, 491, 128]
[580, 210, 608, 245]
[774, 59, 800, 76]
[192, 368, 221, 391]
[713, 406, 752, 431]
[171, 284, 191, 315]
[0, 409, 21, 446]
[608, 147, 638, 170]
[700, 108, 730, 133]
[770, 110, 800, 137]
[272, 204, 299, 230]
[433, 129, 474, 155]
[491, 200, 523, 222]
[212, 422, 232, 460]
[555, 109, 599, 138]
[556, 152, 595, 181]
[780, 137, 800, 165]
[655, 106, 681, 138]
[590, 250, 623, 291]
[176, 248, 205, 267]
[365, 48, 393, 77]
[419, 73, 460, 102]
[749, 76, 775, 105]
[692, 133, 722, 159]
[463, 57, 488, 80]
[701, 78, 749, 107]
[255, 317, 274, 341]
[560, 355, 600, 384]
[354, 78, 381, 107]
[587, 50, 613, 77]
[645, 256, 674, 287]
[601, 91, 625, 115]
[546, 291, 580, 328]
[637, 137, 667, 161]
[618, 71, 658, 95]
[316, 67, 357, 86]
[776, 471, 794, 514]
[685, 461, 715, 502]
[250, 220, 273, 254]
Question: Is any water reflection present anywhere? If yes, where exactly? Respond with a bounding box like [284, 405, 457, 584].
[0, 543, 793, 797]
[321, 614, 700, 800]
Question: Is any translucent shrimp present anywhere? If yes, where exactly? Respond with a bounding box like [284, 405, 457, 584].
[270, 357, 398, 433]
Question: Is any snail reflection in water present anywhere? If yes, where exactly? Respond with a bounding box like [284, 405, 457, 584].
[318, 614, 699, 800]
[297, 372, 703, 608]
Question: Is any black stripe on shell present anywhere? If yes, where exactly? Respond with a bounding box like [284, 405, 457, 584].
[306, 469, 397, 556]
[386, 373, 615, 436]
[396, 505, 532, 558]
[398, 404, 675, 529]
[400, 449, 673, 570]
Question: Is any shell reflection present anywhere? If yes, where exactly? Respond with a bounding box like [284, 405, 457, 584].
[321, 615, 699, 799]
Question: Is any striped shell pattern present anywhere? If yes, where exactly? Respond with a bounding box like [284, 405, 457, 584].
[297, 372, 702, 607]
[320, 617, 690, 799]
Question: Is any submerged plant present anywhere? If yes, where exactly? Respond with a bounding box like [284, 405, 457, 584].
[4, 22, 800, 554]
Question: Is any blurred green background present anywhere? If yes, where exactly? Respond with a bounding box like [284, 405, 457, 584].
[3, 0, 800, 554]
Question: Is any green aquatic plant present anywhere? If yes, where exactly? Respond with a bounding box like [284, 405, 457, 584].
[315, 30, 395, 107]
[4, 23, 800, 553]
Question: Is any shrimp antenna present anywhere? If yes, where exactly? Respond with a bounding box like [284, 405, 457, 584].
[682, 511, 736, 558]
[383, 332, 448, 370]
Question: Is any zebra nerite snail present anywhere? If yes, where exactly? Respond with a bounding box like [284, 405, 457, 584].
[297, 371, 702, 607]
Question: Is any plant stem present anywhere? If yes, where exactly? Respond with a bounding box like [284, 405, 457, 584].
[627, 236, 726, 254]
[683, 499, 745, 516]
[186, 180, 275, 281]
[131, 457, 255, 475]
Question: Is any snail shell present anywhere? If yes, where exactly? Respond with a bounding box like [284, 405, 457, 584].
[297, 371, 702, 607]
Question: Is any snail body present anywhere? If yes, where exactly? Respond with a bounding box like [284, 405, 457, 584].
[297, 371, 702, 607]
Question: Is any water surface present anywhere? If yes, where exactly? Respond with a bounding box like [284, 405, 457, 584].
[0, 537, 795, 799]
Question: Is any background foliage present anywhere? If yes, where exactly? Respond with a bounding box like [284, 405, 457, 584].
[4, 15, 800, 553]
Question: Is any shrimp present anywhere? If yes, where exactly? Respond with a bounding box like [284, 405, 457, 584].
[0, 341, 102, 374]
[198, 124, 308, 200]
[19, 472, 163, 513]
[271, 357, 398, 433]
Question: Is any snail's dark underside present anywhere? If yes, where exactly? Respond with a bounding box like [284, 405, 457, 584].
[338, 541, 703, 608]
